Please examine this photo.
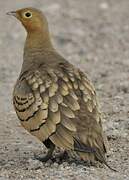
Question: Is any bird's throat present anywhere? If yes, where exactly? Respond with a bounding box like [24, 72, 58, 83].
[22, 30, 55, 73]
[24, 30, 53, 53]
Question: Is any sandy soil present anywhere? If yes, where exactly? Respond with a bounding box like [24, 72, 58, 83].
[0, 0, 129, 179]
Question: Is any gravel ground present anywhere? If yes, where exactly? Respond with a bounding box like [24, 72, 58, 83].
[0, 0, 129, 179]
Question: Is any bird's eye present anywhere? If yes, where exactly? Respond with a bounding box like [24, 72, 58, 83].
[24, 11, 32, 18]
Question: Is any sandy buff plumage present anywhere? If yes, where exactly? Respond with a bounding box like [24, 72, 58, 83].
[8, 7, 114, 170]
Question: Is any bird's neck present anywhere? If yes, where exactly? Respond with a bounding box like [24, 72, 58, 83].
[24, 30, 54, 53]
[21, 30, 55, 73]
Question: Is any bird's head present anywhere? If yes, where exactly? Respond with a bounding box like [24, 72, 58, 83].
[7, 7, 48, 33]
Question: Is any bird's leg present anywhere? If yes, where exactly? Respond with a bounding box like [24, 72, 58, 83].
[37, 145, 55, 162]
[57, 150, 69, 161]
[52, 150, 69, 162]
[35, 139, 55, 162]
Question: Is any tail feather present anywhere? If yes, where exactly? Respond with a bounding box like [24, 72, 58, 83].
[95, 148, 117, 172]
[73, 138, 117, 172]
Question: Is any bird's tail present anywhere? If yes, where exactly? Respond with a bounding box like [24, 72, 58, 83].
[94, 148, 117, 172]
[73, 138, 117, 172]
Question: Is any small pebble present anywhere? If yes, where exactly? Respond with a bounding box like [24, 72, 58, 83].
[53, 162, 59, 167]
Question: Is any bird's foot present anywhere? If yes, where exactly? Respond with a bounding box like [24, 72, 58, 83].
[34, 150, 69, 163]
[34, 146, 55, 162]
[34, 154, 53, 162]
[52, 151, 69, 163]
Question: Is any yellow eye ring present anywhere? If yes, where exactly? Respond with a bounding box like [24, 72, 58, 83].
[24, 11, 32, 18]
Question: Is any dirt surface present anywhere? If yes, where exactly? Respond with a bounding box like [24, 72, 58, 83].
[0, 0, 129, 179]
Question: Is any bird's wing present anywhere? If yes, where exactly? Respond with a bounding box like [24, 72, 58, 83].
[13, 65, 77, 148]
[13, 62, 106, 156]
[50, 62, 107, 157]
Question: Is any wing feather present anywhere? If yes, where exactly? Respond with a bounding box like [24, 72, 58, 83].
[13, 63, 106, 164]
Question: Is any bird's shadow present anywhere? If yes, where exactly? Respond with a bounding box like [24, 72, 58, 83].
[34, 151, 98, 168]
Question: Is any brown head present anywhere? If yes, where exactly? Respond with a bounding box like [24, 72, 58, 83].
[7, 7, 53, 50]
[7, 7, 48, 33]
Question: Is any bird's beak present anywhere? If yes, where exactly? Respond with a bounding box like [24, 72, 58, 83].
[6, 11, 17, 17]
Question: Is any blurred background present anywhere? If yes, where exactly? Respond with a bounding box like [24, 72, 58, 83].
[0, 0, 129, 179]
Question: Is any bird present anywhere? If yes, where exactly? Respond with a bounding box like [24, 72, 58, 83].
[7, 7, 114, 170]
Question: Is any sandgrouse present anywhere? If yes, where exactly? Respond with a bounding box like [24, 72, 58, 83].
[8, 7, 112, 169]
